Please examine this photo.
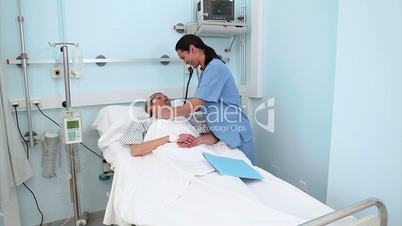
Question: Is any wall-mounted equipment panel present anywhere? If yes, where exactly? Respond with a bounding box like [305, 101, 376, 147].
[185, 21, 247, 37]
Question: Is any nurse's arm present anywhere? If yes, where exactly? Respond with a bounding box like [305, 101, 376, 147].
[174, 98, 204, 117]
[197, 133, 219, 145]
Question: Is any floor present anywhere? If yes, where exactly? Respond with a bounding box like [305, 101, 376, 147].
[86, 213, 105, 226]
[39, 211, 108, 226]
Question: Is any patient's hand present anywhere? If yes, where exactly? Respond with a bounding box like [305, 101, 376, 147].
[177, 133, 219, 148]
[177, 134, 199, 148]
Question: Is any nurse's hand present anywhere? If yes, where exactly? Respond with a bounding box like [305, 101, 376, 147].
[177, 134, 198, 148]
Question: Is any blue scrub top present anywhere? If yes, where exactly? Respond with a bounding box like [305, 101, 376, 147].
[195, 59, 254, 157]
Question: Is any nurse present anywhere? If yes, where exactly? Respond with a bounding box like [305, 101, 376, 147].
[159, 34, 255, 163]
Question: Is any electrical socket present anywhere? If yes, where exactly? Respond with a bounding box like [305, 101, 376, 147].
[9, 97, 41, 110]
[31, 97, 41, 107]
[10, 100, 20, 107]
[298, 180, 308, 192]
[9, 99, 26, 109]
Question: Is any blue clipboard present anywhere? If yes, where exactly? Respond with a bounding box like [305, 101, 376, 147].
[203, 153, 263, 180]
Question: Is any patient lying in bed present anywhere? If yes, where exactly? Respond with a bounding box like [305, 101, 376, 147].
[119, 92, 219, 156]
[96, 98, 355, 226]
[104, 114, 356, 226]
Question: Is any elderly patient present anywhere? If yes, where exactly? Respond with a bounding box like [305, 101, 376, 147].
[120, 92, 218, 156]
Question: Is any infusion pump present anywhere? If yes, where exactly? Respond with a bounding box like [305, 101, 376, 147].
[197, 0, 235, 22]
[62, 110, 83, 144]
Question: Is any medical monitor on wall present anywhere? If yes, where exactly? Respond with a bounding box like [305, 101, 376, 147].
[197, 0, 235, 22]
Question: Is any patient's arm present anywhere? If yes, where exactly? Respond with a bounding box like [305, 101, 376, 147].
[130, 136, 169, 156]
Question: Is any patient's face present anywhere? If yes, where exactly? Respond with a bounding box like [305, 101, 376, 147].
[151, 93, 170, 107]
[149, 93, 170, 117]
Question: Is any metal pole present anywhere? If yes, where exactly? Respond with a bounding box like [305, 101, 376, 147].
[68, 144, 80, 223]
[16, 1, 34, 147]
[298, 198, 388, 226]
[61, 45, 71, 109]
[61, 45, 81, 223]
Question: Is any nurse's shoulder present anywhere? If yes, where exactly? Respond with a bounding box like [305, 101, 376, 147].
[204, 59, 230, 78]
[206, 58, 225, 69]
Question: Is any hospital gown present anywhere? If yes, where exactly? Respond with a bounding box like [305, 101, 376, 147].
[120, 115, 210, 145]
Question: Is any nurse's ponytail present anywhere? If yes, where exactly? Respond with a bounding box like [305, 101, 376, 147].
[175, 34, 224, 68]
[204, 45, 223, 68]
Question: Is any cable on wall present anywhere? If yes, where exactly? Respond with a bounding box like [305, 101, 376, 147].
[13, 106, 44, 226]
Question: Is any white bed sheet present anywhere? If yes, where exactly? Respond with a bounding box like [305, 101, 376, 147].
[93, 110, 355, 226]
[101, 141, 355, 226]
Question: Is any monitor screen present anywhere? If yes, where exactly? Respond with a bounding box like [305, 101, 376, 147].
[67, 120, 79, 129]
[211, 1, 233, 16]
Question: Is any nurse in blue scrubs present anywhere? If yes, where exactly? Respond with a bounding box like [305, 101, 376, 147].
[160, 34, 255, 164]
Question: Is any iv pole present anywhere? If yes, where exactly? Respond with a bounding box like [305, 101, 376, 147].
[16, 0, 34, 148]
[49, 42, 88, 226]
[52, 2, 87, 224]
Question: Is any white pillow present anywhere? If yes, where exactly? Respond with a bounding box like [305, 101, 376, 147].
[94, 105, 149, 149]
[93, 99, 183, 135]
[93, 105, 147, 136]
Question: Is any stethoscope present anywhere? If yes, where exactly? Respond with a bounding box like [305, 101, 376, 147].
[184, 66, 195, 104]
[183, 49, 203, 104]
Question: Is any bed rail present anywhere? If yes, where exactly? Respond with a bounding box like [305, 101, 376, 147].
[298, 198, 387, 226]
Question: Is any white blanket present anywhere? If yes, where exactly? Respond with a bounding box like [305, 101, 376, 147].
[106, 147, 306, 225]
[102, 119, 355, 226]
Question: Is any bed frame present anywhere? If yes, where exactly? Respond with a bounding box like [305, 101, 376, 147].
[299, 198, 387, 226]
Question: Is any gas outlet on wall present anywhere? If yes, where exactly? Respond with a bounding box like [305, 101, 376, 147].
[52, 67, 80, 79]
[52, 68, 63, 78]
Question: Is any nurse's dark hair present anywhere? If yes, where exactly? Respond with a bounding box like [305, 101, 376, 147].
[175, 34, 223, 68]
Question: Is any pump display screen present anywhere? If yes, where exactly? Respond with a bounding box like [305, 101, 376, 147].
[67, 120, 79, 129]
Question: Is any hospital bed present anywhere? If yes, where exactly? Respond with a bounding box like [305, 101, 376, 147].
[93, 105, 387, 226]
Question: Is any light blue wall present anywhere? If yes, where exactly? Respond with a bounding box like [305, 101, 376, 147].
[0, 9, 4, 226]
[252, 0, 339, 202]
[0, 0, 238, 225]
[327, 1, 401, 226]
[0, 0, 190, 98]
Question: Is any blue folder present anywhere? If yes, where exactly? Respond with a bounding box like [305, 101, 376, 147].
[203, 153, 263, 180]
